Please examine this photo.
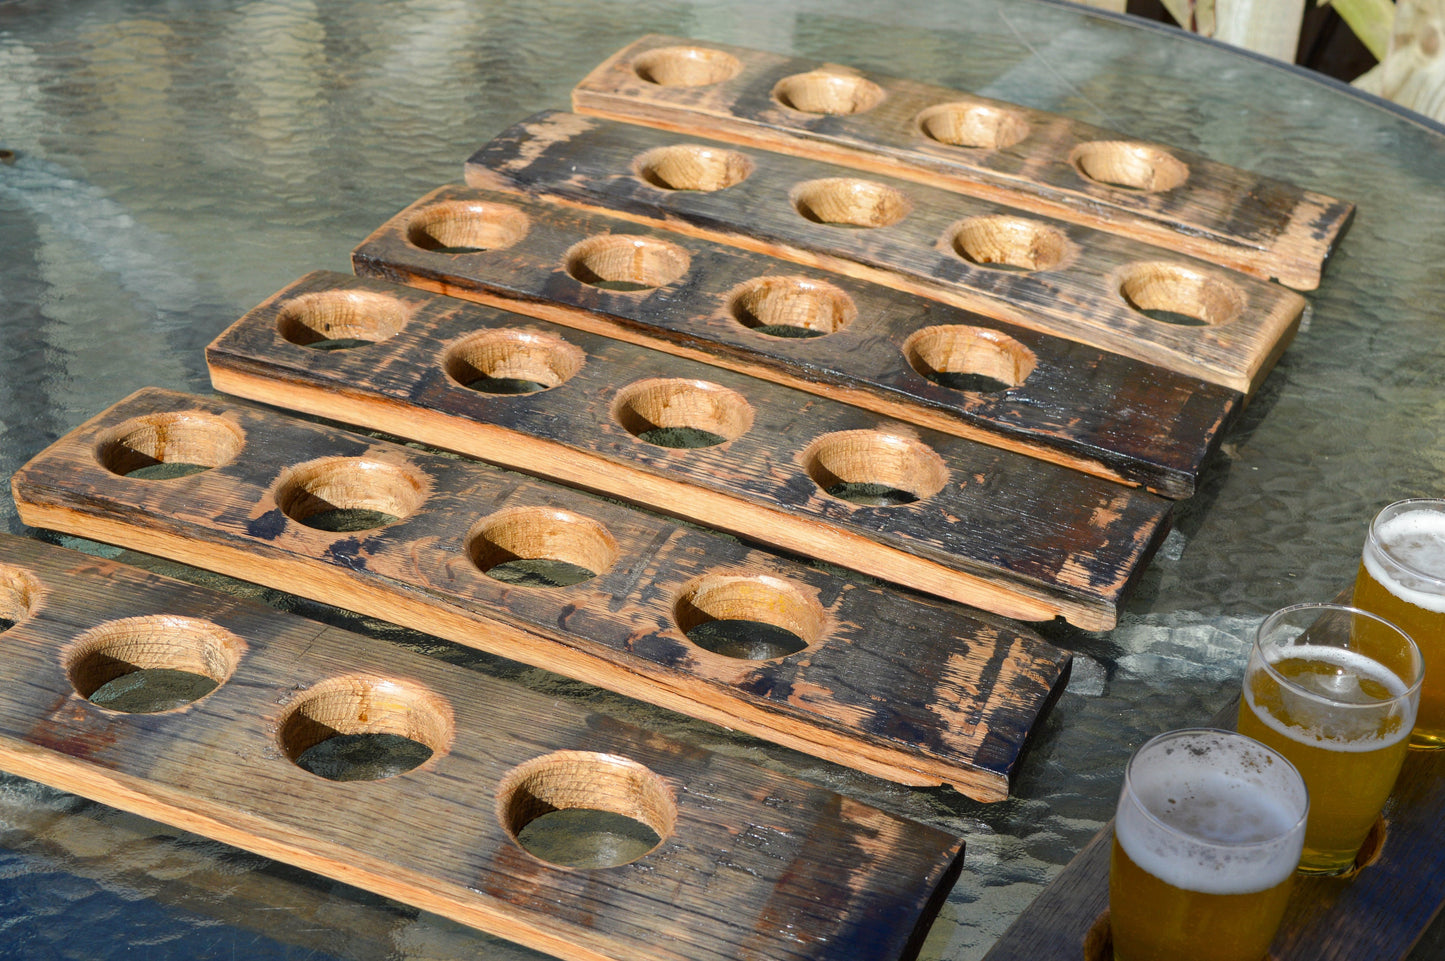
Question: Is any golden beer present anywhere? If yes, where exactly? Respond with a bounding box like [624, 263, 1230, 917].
[1237, 603, 1419, 875]
[1352, 500, 1445, 747]
[1109, 730, 1307, 961]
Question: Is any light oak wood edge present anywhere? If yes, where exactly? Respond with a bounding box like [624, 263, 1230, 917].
[451, 173, 1271, 397]
[0, 741, 627, 961]
[12, 477, 1019, 801]
[206, 359, 1095, 633]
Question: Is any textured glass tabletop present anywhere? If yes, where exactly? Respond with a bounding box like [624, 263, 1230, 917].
[1, 0, 1443, 957]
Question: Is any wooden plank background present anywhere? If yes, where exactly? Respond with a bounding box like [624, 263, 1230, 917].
[570, 34, 1353, 291]
[0, 533, 964, 961]
[10, 388, 1074, 801]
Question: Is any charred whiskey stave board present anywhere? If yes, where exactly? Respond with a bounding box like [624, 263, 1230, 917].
[11, 388, 1072, 801]
[463, 111, 1308, 398]
[0, 533, 966, 961]
[351, 188, 1241, 500]
[207, 274, 1173, 628]
[571, 34, 1353, 292]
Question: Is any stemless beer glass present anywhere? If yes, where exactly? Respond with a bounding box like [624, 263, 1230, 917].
[1109, 729, 1307, 961]
[1353, 498, 1445, 747]
[1236, 603, 1420, 875]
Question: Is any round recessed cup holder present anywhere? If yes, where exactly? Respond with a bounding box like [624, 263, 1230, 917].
[1118, 262, 1246, 328]
[274, 457, 427, 533]
[904, 325, 1037, 393]
[634, 144, 753, 192]
[65, 615, 244, 714]
[772, 71, 884, 115]
[673, 573, 824, 661]
[0, 564, 40, 634]
[803, 430, 949, 507]
[916, 101, 1031, 150]
[949, 215, 1070, 272]
[276, 289, 409, 351]
[498, 750, 676, 868]
[791, 178, 912, 229]
[443, 329, 585, 395]
[727, 275, 856, 339]
[564, 235, 691, 292]
[612, 378, 755, 450]
[632, 45, 742, 87]
[94, 411, 245, 480]
[1071, 141, 1189, 193]
[406, 200, 530, 254]
[278, 675, 453, 782]
[468, 506, 619, 588]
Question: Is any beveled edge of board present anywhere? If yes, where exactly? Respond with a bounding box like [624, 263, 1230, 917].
[11, 386, 1076, 800]
[0, 532, 966, 961]
[571, 34, 1355, 291]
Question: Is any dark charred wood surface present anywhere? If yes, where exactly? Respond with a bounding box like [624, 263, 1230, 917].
[462, 111, 1308, 397]
[0, 533, 965, 961]
[571, 35, 1353, 291]
[348, 183, 1242, 499]
[10, 389, 1074, 801]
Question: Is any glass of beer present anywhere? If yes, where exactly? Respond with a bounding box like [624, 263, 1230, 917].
[1109, 729, 1307, 961]
[1353, 498, 1445, 747]
[1236, 602, 1420, 875]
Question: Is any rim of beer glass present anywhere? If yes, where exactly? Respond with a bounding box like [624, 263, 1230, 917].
[1252, 602, 1424, 708]
[1367, 498, 1445, 593]
[1121, 727, 1309, 849]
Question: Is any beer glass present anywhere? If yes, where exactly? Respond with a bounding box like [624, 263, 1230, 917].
[1353, 498, 1445, 747]
[1236, 603, 1420, 875]
[1109, 729, 1307, 961]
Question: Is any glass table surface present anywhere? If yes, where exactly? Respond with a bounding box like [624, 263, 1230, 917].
[1, 0, 1443, 957]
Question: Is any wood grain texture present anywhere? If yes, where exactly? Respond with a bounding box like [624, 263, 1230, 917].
[208, 273, 1173, 628]
[462, 111, 1309, 398]
[981, 726, 1445, 961]
[10, 388, 1074, 801]
[570, 35, 1354, 291]
[0, 533, 965, 961]
[347, 187, 1243, 500]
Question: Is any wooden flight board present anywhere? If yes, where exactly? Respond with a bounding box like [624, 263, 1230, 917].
[350, 189, 1242, 500]
[206, 274, 1173, 629]
[0, 533, 966, 961]
[10, 388, 1074, 801]
[981, 721, 1445, 961]
[571, 34, 1354, 292]
[463, 110, 1308, 398]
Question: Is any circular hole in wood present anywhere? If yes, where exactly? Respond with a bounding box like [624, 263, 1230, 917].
[94, 412, 245, 480]
[278, 675, 453, 782]
[803, 430, 948, 507]
[564, 234, 691, 292]
[791, 178, 911, 229]
[275, 289, 409, 351]
[916, 101, 1030, 149]
[613, 378, 754, 450]
[727, 275, 856, 339]
[498, 750, 676, 868]
[274, 457, 427, 532]
[406, 200, 530, 254]
[1070, 141, 1189, 193]
[634, 144, 753, 192]
[1118, 262, 1245, 327]
[773, 71, 884, 115]
[443, 329, 585, 395]
[949, 215, 1069, 272]
[632, 45, 741, 87]
[468, 507, 618, 588]
[0, 565, 40, 635]
[904, 325, 1036, 393]
[65, 615, 244, 714]
[673, 573, 824, 660]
